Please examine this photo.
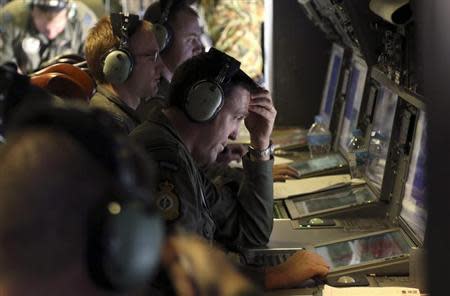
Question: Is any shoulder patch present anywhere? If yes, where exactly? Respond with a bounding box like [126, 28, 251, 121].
[156, 181, 180, 221]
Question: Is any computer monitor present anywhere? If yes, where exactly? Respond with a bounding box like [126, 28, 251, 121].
[339, 55, 368, 152]
[364, 86, 399, 191]
[315, 230, 412, 270]
[286, 185, 377, 219]
[400, 111, 427, 244]
[319, 43, 345, 128]
[289, 153, 348, 177]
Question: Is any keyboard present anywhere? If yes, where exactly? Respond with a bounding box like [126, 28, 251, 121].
[341, 218, 389, 231]
[242, 249, 298, 267]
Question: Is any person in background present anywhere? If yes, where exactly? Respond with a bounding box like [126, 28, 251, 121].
[0, 0, 97, 73]
[137, 0, 203, 119]
[85, 13, 164, 134]
[198, 0, 264, 81]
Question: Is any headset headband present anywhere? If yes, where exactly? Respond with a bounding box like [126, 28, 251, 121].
[159, 0, 174, 24]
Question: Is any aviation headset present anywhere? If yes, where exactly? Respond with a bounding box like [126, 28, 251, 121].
[183, 48, 241, 123]
[10, 104, 164, 292]
[102, 13, 140, 84]
[144, 0, 175, 53]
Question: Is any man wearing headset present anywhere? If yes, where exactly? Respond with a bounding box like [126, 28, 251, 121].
[131, 48, 329, 289]
[0, 0, 97, 74]
[85, 15, 164, 134]
[132, 48, 274, 248]
[136, 0, 204, 120]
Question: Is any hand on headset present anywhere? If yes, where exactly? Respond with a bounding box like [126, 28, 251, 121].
[245, 88, 277, 150]
[216, 143, 248, 164]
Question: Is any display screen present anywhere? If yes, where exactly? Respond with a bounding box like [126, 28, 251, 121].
[400, 112, 427, 243]
[315, 230, 411, 269]
[290, 153, 347, 176]
[291, 185, 377, 217]
[320, 44, 344, 127]
[365, 87, 399, 190]
[339, 57, 368, 152]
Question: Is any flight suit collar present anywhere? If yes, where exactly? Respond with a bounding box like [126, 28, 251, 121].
[96, 84, 142, 126]
[147, 107, 189, 153]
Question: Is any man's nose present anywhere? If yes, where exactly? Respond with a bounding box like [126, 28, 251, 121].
[228, 129, 238, 141]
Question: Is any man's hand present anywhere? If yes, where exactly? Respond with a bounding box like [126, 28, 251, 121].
[264, 250, 330, 289]
[273, 164, 300, 182]
[245, 88, 276, 150]
[216, 143, 248, 164]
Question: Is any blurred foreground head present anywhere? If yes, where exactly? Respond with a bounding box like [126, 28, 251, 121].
[0, 104, 164, 295]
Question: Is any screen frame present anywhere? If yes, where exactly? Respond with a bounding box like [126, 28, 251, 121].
[320, 43, 345, 128]
[338, 54, 369, 153]
[311, 228, 416, 273]
[398, 110, 427, 248]
[363, 85, 399, 192]
[290, 152, 348, 177]
[285, 184, 378, 219]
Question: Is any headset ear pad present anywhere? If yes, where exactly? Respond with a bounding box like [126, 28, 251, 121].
[184, 80, 224, 122]
[87, 198, 164, 291]
[153, 22, 173, 53]
[102, 48, 134, 84]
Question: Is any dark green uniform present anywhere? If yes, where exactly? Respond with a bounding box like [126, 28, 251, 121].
[0, 0, 97, 73]
[89, 85, 142, 134]
[136, 76, 170, 121]
[130, 108, 274, 249]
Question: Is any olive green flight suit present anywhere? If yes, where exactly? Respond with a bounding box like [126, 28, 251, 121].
[89, 85, 142, 135]
[0, 0, 97, 73]
[130, 108, 274, 249]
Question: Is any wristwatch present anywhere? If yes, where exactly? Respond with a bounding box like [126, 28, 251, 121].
[248, 140, 274, 160]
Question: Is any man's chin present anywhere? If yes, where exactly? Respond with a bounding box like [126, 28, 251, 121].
[197, 155, 217, 169]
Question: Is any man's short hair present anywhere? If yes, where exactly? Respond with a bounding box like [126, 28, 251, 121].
[167, 50, 258, 110]
[143, 0, 198, 27]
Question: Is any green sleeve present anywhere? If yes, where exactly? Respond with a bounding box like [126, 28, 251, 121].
[204, 154, 274, 249]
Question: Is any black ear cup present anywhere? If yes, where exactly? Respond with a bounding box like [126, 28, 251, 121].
[182, 51, 240, 122]
[184, 80, 224, 122]
[87, 198, 164, 291]
[144, 0, 174, 52]
[102, 48, 134, 84]
[88, 140, 164, 291]
[102, 13, 138, 84]
[153, 22, 173, 53]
